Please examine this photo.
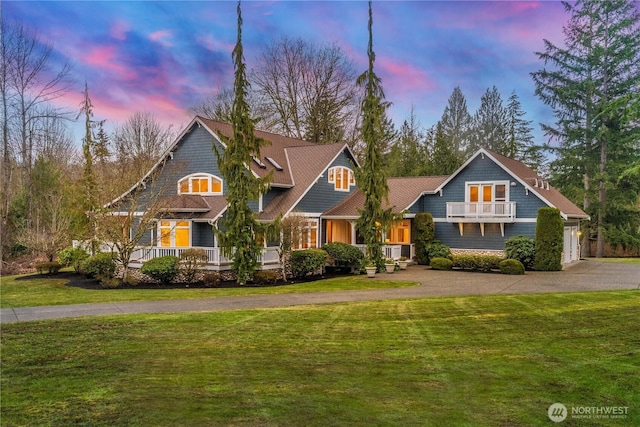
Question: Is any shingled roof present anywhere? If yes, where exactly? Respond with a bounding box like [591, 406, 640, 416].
[323, 175, 449, 218]
[479, 149, 589, 219]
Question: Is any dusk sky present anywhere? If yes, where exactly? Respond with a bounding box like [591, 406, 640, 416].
[4, 1, 573, 145]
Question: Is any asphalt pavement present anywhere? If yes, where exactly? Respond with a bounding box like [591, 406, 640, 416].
[1, 259, 638, 324]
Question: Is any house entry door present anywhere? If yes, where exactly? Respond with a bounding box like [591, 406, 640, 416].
[469, 184, 493, 214]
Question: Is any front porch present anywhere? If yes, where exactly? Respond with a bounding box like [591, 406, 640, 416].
[128, 246, 281, 270]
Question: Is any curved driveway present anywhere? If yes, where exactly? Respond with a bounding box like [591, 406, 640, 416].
[1, 259, 638, 324]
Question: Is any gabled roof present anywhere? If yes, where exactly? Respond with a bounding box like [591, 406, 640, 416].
[259, 143, 356, 221]
[322, 176, 448, 218]
[436, 148, 589, 220]
[198, 116, 319, 188]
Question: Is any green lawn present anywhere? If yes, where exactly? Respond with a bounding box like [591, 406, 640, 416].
[2, 291, 638, 426]
[0, 273, 416, 308]
[593, 257, 640, 264]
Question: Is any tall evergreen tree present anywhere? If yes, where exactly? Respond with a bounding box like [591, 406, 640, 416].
[78, 83, 99, 254]
[439, 86, 471, 167]
[431, 121, 460, 175]
[468, 86, 509, 155]
[355, 1, 393, 271]
[216, 1, 272, 284]
[506, 90, 544, 171]
[386, 108, 427, 177]
[531, 0, 640, 256]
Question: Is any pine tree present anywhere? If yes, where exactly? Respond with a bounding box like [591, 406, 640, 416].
[355, 1, 394, 271]
[439, 86, 471, 167]
[386, 109, 427, 177]
[431, 121, 459, 175]
[468, 86, 509, 155]
[531, 0, 640, 256]
[216, 1, 272, 284]
[78, 82, 99, 254]
[506, 90, 544, 171]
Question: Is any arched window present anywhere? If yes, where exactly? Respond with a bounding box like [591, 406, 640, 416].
[327, 167, 355, 191]
[178, 173, 223, 195]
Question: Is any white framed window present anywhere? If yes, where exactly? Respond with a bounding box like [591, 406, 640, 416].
[159, 220, 190, 247]
[292, 219, 319, 249]
[327, 166, 355, 191]
[178, 173, 223, 195]
[466, 181, 509, 213]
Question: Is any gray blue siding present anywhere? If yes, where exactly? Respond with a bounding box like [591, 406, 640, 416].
[296, 149, 357, 213]
[434, 222, 536, 250]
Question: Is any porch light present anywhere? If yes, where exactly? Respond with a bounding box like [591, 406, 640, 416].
[511, 182, 516, 186]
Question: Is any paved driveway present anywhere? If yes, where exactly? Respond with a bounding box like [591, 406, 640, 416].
[1, 259, 638, 324]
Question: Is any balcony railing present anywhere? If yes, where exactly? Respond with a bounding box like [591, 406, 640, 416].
[446, 202, 516, 223]
[354, 244, 403, 260]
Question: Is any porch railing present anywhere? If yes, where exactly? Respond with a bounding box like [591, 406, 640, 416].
[354, 244, 403, 260]
[130, 246, 280, 268]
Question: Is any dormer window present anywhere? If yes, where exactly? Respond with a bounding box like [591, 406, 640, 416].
[178, 173, 223, 195]
[328, 166, 355, 191]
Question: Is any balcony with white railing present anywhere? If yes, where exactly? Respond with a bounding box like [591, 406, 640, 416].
[446, 202, 516, 223]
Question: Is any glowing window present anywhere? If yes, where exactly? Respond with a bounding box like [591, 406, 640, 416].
[159, 220, 190, 247]
[387, 220, 411, 244]
[327, 167, 354, 191]
[292, 220, 319, 250]
[178, 174, 223, 195]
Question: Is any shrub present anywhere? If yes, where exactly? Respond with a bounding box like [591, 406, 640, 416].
[322, 242, 364, 268]
[499, 259, 525, 275]
[253, 270, 279, 285]
[290, 249, 329, 279]
[179, 248, 209, 283]
[141, 256, 180, 283]
[35, 261, 62, 274]
[534, 207, 563, 271]
[504, 235, 535, 270]
[430, 257, 453, 270]
[203, 271, 221, 287]
[452, 254, 503, 272]
[58, 247, 89, 273]
[414, 213, 435, 264]
[426, 241, 451, 264]
[81, 253, 116, 279]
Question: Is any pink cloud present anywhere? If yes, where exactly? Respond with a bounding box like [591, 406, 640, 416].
[82, 45, 138, 81]
[196, 34, 234, 53]
[379, 58, 437, 94]
[149, 30, 174, 46]
[110, 19, 130, 41]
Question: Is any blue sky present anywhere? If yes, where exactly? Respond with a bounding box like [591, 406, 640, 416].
[4, 1, 571, 144]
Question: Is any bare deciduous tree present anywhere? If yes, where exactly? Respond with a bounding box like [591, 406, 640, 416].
[112, 111, 175, 193]
[251, 36, 360, 144]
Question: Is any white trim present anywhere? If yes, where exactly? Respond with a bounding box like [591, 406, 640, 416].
[177, 173, 223, 196]
[433, 217, 537, 223]
[283, 143, 355, 218]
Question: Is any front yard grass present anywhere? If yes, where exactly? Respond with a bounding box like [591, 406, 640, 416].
[0, 273, 416, 308]
[594, 257, 640, 264]
[2, 290, 638, 426]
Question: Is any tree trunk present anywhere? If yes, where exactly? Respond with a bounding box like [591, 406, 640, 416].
[596, 136, 607, 258]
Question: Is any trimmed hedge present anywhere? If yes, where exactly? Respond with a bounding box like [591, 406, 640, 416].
[58, 247, 89, 273]
[534, 207, 563, 271]
[504, 235, 535, 270]
[35, 261, 62, 274]
[426, 241, 451, 264]
[253, 270, 278, 285]
[141, 256, 180, 283]
[322, 242, 364, 268]
[290, 249, 329, 279]
[499, 259, 525, 275]
[430, 257, 453, 270]
[81, 253, 116, 279]
[451, 254, 503, 272]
